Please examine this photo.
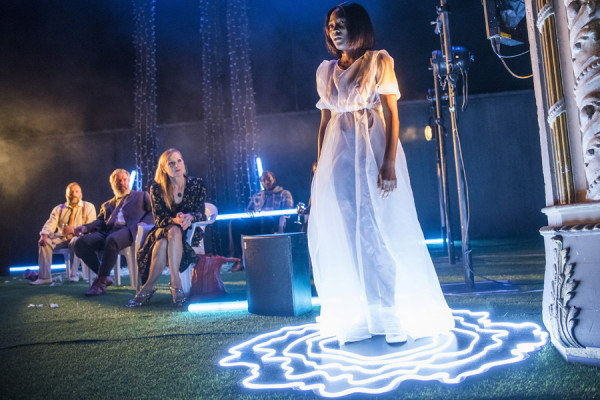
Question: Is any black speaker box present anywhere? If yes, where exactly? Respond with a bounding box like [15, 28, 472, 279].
[242, 232, 312, 316]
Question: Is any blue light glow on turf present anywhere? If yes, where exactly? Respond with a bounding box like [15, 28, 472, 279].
[219, 309, 548, 397]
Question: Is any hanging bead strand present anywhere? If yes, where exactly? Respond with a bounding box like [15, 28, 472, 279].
[132, 0, 158, 191]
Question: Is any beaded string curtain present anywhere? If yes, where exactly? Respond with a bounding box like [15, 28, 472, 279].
[198, 0, 259, 253]
[226, 0, 260, 208]
[199, 0, 228, 252]
[132, 0, 158, 191]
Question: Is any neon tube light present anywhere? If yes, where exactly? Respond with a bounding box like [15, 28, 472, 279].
[256, 157, 264, 190]
[10, 264, 67, 272]
[215, 208, 298, 221]
[188, 301, 248, 313]
[129, 170, 137, 190]
[188, 297, 321, 313]
[213, 208, 444, 246]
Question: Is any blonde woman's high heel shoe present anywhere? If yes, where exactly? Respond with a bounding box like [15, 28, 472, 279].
[125, 288, 156, 308]
[169, 284, 186, 307]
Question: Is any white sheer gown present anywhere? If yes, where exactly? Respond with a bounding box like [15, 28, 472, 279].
[308, 50, 455, 344]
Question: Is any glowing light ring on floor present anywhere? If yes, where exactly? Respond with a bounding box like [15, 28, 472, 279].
[219, 309, 548, 397]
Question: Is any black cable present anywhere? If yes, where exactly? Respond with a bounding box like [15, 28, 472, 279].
[0, 331, 251, 351]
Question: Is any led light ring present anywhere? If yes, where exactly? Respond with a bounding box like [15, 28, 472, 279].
[220, 309, 548, 397]
[220, 324, 316, 366]
[282, 330, 477, 384]
[220, 325, 319, 389]
[290, 333, 460, 375]
[310, 332, 454, 363]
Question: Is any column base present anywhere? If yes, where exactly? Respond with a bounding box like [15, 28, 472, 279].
[540, 202, 600, 366]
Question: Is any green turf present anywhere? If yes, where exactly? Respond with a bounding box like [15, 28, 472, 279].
[1, 239, 599, 399]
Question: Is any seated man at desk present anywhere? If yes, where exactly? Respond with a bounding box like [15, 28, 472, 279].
[32, 182, 97, 285]
[229, 171, 294, 268]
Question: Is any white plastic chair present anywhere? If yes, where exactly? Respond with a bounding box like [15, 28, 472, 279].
[134, 202, 218, 295]
[53, 247, 81, 279]
[86, 246, 136, 289]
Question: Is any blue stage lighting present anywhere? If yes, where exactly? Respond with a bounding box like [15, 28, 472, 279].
[256, 157, 264, 189]
[10, 264, 67, 272]
[215, 208, 299, 221]
[129, 170, 137, 190]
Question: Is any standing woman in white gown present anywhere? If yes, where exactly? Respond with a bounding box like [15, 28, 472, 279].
[308, 3, 455, 345]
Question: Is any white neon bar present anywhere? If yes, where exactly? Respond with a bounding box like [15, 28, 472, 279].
[425, 238, 444, 244]
[188, 297, 321, 313]
[188, 301, 248, 313]
[129, 170, 137, 190]
[10, 264, 67, 272]
[215, 208, 299, 221]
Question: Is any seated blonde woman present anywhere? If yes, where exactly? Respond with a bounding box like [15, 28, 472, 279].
[127, 148, 206, 307]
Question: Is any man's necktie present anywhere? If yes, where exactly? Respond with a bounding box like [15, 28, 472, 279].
[64, 206, 77, 239]
[68, 206, 77, 226]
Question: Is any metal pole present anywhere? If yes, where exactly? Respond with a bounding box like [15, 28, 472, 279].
[430, 77, 455, 264]
[438, 0, 474, 288]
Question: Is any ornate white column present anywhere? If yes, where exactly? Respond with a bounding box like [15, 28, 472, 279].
[526, 0, 600, 366]
[567, 0, 600, 199]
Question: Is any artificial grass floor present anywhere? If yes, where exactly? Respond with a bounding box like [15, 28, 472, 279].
[1, 238, 599, 399]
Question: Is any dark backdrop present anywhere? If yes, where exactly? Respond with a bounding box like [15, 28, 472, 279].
[0, 0, 541, 273]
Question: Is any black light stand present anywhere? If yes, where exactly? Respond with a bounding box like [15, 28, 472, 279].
[426, 88, 454, 264]
[431, 0, 474, 289]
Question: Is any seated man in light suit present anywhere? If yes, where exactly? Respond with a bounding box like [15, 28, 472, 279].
[74, 169, 153, 296]
[32, 182, 97, 285]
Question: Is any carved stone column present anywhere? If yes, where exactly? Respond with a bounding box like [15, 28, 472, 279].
[526, 0, 600, 366]
[566, 0, 600, 199]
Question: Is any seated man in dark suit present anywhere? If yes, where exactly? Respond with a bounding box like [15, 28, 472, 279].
[74, 169, 153, 296]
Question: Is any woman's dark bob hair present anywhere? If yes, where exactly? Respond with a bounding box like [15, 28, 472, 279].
[324, 3, 375, 58]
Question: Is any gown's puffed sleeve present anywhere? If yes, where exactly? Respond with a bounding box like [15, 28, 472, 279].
[316, 60, 334, 110]
[375, 50, 401, 101]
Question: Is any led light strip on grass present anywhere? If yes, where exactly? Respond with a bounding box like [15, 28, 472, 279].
[10, 264, 66, 272]
[188, 301, 248, 313]
[219, 309, 548, 397]
[188, 297, 321, 313]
